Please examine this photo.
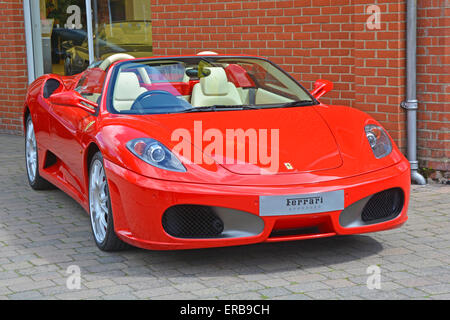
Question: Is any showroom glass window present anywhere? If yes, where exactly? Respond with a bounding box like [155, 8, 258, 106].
[28, 0, 152, 77]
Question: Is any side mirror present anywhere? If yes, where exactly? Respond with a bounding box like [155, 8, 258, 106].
[48, 90, 97, 114]
[311, 79, 333, 100]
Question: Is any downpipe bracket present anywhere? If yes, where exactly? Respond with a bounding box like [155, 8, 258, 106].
[401, 100, 419, 110]
[409, 160, 419, 171]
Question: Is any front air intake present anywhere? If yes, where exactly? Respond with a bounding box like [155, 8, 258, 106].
[162, 205, 224, 239]
[361, 188, 404, 222]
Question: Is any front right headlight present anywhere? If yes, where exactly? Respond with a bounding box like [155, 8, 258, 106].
[365, 124, 392, 159]
[126, 138, 186, 172]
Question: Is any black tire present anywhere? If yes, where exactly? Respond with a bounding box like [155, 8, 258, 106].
[25, 116, 53, 190]
[89, 151, 129, 251]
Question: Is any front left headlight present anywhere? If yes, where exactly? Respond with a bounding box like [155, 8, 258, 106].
[365, 124, 392, 159]
[126, 138, 186, 172]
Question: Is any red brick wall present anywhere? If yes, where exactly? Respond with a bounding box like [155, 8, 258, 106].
[352, 2, 407, 151]
[417, 0, 450, 172]
[151, 0, 356, 108]
[151, 0, 408, 150]
[0, 0, 28, 134]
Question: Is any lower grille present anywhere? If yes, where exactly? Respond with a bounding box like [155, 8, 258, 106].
[162, 205, 224, 238]
[361, 188, 404, 222]
[269, 226, 320, 238]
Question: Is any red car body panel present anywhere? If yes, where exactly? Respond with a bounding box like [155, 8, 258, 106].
[105, 159, 409, 250]
[23, 54, 411, 250]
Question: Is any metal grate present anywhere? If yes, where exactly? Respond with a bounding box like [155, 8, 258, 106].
[361, 188, 404, 222]
[162, 205, 224, 238]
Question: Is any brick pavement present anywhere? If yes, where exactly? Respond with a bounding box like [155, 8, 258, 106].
[0, 134, 449, 300]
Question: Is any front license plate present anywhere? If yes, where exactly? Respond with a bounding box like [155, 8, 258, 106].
[259, 190, 345, 216]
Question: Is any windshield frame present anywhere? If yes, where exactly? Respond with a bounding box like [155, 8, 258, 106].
[105, 55, 319, 115]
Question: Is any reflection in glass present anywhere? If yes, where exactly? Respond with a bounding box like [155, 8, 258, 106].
[34, 0, 87, 75]
[32, 0, 152, 76]
[93, 1, 152, 61]
[64, 0, 152, 75]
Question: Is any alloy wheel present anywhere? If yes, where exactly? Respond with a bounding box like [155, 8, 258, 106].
[25, 119, 37, 183]
[89, 159, 109, 244]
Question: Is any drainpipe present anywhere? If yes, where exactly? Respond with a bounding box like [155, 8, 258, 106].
[402, 0, 426, 185]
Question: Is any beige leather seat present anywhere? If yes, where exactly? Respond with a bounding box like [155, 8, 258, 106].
[113, 72, 147, 111]
[191, 67, 242, 107]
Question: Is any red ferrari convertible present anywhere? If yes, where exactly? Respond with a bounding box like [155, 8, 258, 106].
[23, 53, 410, 251]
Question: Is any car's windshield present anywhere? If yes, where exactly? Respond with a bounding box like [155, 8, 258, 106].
[108, 56, 316, 114]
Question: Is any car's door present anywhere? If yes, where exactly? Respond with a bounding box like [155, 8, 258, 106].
[47, 68, 105, 198]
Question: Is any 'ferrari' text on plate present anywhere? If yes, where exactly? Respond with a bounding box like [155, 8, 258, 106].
[259, 190, 345, 216]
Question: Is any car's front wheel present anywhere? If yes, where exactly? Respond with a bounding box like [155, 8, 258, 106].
[89, 152, 128, 251]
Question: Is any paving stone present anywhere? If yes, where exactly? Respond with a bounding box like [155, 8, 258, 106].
[419, 284, 450, 295]
[286, 281, 331, 293]
[257, 278, 291, 288]
[173, 281, 207, 292]
[322, 279, 355, 289]
[395, 287, 428, 298]
[134, 286, 179, 299]
[151, 292, 197, 300]
[7, 279, 55, 292]
[219, 292, 263, 300]
[222, 281, 265, 294]
[258, 286, 291, 298]
[273, 293, 312, 300]
[430, 293, 450, 300]
[54, 289, 104, 300]
[305, 289, 341, 299]
[84, 279, 116, 289]
[8, 290, 43, 300]
[101, 293, 138, 300]
[191, 287, 225, 298]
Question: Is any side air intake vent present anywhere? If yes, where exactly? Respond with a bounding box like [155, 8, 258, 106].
[162, 205, 224, 239]
[361, 188, 404, 222]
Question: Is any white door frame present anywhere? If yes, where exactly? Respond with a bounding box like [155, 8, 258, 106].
[86, 0, 95, 64]
[23, 0, 35, 84]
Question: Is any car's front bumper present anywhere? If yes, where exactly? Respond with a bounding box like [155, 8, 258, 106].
[104, 159, 410, 250]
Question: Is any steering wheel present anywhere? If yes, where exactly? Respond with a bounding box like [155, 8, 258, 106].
[130, 90, 185, 113]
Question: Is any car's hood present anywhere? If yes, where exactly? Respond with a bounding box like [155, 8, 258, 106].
[133, 106, 343, 175]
